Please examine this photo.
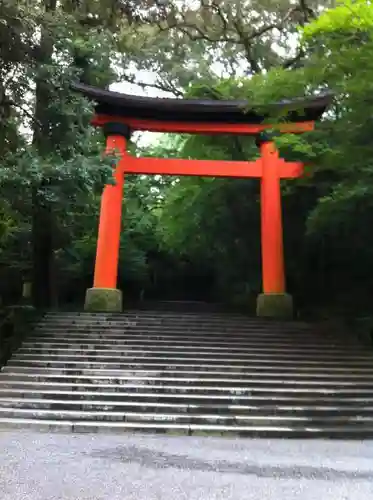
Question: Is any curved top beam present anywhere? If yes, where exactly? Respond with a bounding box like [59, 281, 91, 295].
[72, 82, 333, 125]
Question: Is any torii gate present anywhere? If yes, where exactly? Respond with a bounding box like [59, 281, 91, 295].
[72, 83, 331, 318]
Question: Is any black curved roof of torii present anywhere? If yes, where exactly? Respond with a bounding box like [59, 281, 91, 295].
[72, 82, 333, 124]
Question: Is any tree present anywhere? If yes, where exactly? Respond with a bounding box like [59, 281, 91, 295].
[155, 0, 373, 314]
[3, 0, 372, 316]
[0, 0, 118, 306]
[116, 0, 336, 95]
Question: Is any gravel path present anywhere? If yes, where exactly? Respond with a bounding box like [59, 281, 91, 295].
[1, 430, 373, 499]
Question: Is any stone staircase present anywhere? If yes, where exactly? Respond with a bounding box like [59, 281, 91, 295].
[1, 310, 373, 437]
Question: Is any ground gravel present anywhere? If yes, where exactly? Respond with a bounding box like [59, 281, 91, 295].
[1, 430, 373, 499]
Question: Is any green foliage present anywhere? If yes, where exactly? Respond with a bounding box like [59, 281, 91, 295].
[303, 0, 373, 35]
[2, 0, 373, 317]
[0, 0, 163, 305]
[150, 1, 373, 312]
[294, 0, 373, 247]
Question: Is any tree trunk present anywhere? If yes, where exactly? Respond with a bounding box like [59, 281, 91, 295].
[31, 0, 57, 309]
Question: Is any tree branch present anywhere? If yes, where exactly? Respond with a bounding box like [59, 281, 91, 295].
[7, 99, 42, 128]
[156, 4, 301, 51]
[171, 22, 237, 43]
[232, 18, 261, 74]
[211, 0, 230, 35]
[119, 74, 183, 97]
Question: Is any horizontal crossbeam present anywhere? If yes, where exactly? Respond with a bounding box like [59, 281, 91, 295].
[94, 115, 315, 136]
[120, 155, 303, 179]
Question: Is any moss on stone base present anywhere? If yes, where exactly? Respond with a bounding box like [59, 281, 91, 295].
[256, 293, 293, 319]
[84, 288, 122, 312]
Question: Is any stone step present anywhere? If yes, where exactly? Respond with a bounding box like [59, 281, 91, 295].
[37, 326, 314, 337]
[22, 337, 351, 349]
[31, 323, 338, 333]
[2, 309, 372, 438]
[0, 417, 192, 434]
[3, 377, 373, 392]
[43, 312, 304, 323]
[37, 321, 303, 331]
[1, 388, 372, 406]
[1, 406, 373, 427]
[2, 385, 373, 399]
[32, 325, 347, 335]
[18, 344, 363, 356]
[39, 315, 312, 332]
[10, 351, 373, 364]
[6, 362, 373, 375]
[16, 349, 367, 362]
[29, 333, 350, 347]
[0, 398, 191, 411]
[26, 326, 340, 338]
[42, 318, 310, 330]
[17, 349, 363, 362]
[8, 362, 373, 376]
[45, 310, 250, 317]
[39, 313, 310, 323]
[34, 318, 316, 327]
[3, 370, 373, 382]
[1, 417, 373, 438]
[34, 326, 317, 339]
[2, 397, 373, 415]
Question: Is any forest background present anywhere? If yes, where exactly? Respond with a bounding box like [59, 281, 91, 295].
[1, 0, 371, 319]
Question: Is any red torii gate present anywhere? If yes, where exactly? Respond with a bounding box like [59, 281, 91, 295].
[73, 83, 331, 317]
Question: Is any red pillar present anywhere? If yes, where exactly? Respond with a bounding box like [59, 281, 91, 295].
[93, 134, 125, 289]
[260, 141, 285, 294]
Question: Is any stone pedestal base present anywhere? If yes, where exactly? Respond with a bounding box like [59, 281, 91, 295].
[256, 293, 293, 319]
[84, 288, 122, 312]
